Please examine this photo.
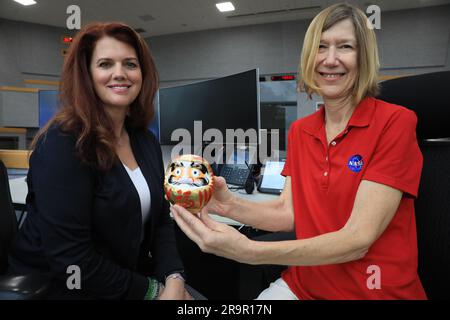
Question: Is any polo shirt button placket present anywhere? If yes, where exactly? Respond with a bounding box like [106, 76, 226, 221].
[321, 149, 331, 188]
[323, 140, 336, 187]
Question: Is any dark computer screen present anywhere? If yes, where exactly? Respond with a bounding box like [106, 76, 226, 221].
[158, 69, 259, 145]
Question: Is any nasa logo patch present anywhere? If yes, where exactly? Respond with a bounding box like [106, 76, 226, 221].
[348, 154, 364, 172]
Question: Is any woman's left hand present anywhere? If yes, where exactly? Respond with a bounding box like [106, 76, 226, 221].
[171, 204, 254, 263]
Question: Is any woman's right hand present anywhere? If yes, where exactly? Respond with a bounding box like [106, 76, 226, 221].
[206, 176, 236, 217]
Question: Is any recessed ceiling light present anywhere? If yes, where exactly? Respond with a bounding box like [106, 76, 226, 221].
[13, 0, 37, 6]
[216, 2, 235, 13]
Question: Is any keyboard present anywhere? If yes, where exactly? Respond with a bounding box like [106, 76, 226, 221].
[220, 166, 251, 186]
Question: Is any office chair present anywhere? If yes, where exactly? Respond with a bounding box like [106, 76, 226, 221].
[0, 159, 50, 299]
[378, 71, 450, 300]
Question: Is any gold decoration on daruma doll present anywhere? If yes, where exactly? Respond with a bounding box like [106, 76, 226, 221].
[164, 154, 215, 214]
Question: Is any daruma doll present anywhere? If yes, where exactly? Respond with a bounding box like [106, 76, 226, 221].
[164, 154, 215, 214]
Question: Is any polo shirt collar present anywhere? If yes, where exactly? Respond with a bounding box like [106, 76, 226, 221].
[347, 96, 375, 128]
[302, 97, 376, 137]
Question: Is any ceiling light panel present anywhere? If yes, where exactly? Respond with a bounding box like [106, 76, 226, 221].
[216, 2, 235, 12]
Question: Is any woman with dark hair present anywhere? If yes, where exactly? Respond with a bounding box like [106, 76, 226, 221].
[9, 22, 193, 300]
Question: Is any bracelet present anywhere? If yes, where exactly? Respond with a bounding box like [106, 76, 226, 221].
[165, 272, 185, 282]
[144, 277, 159, 300]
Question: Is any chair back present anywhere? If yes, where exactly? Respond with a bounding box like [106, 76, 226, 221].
[378, 71, 450, 299]
[0, 160, 18, 274]
[415, 141, 450, 299]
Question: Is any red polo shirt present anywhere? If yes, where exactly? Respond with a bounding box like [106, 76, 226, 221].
[281, 97, 427, 299]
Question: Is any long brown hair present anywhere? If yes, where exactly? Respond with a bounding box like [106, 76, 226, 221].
[32, 22, 158, 171]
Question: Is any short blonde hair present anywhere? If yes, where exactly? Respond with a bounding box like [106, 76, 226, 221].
[300, 3, 380, 103]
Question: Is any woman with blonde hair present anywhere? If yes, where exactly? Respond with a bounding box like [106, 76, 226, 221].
[172, 3, 426, 300]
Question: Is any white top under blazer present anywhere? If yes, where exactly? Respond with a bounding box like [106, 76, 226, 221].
[123, 164, 151, 241]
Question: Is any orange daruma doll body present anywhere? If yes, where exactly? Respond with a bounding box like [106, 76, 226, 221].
[164, 154, 215, 213]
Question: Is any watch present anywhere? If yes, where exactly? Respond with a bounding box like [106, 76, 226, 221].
[165, 272, 186, 282]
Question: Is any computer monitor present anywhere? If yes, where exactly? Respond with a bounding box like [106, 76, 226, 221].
[39, 90, 59, 128]
[158, 69, 260, 147]
[38, 90, 159, 139]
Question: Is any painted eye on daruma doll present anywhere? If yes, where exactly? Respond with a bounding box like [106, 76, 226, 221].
[164, 154, 215, 214]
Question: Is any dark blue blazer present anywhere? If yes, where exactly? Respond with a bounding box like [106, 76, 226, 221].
[9, 124, 183, 299]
